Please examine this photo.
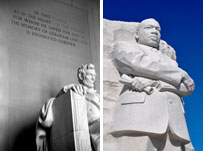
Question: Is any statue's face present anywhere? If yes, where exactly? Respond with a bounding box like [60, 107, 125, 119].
[137, 19, 161, 48]
[83, 69, 96, 89]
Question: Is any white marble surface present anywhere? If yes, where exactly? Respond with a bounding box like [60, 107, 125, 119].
[0, 0, 100, 150]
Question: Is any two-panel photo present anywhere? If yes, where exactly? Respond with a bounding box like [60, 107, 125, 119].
[0, 0, 202, 150]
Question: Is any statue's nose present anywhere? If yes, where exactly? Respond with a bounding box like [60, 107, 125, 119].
[151, 29, 158, 35]
[92, 76, 96, 81]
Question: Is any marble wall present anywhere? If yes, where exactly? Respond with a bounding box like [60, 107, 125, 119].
[0, 0, 99, 150]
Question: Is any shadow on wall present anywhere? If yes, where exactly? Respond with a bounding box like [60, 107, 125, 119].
[12, 119, 37, 151]
[9, 77, 60, 151]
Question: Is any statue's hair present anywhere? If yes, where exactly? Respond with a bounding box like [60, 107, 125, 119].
[77, 63, 95, 84]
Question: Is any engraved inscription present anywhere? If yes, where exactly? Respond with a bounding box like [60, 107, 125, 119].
[11, 9, 89, 47]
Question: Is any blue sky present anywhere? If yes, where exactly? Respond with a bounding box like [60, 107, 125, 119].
[104, 0, 203, 150]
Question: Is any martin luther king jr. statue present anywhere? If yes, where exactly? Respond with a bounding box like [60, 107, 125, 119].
[36, 64, 100, 151]
[112, 18, 195, 151]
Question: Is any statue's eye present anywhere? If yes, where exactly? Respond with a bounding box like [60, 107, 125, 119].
[156, 27, 161, 32]
[144, 26, 152, 29]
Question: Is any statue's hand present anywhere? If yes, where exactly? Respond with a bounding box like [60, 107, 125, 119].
[36, 129, 48, 151]
[131, 77, 159, 92]
[63, 84, 73, 93]
[63, 84, 87, 96]
[181, 72, 195, 92]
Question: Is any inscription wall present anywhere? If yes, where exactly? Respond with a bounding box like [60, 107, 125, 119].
[11, 9, 88, 47]
[0, 0, 99, 150]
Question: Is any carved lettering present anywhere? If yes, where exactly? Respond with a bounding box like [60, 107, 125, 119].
[11, 9, 88, 47]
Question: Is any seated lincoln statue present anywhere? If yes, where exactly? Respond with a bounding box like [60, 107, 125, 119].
[111, 18, 195, 151]
[36, 63, 100, 151]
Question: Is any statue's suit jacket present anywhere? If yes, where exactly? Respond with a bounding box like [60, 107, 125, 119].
[112, 41, 193, 143]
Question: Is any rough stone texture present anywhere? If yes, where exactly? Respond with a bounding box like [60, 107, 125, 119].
[103, 19, 139, 151]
